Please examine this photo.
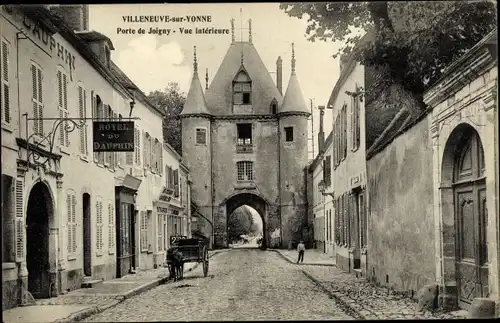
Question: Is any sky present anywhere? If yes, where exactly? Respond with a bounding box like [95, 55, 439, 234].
[89, 3, 342, 160]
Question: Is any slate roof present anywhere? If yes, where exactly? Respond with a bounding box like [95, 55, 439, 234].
[181, 70, 209, 116]
[74, 30, 115, 50]
[109, 61, 165, 117]
[281, 70, 309, 114]
[204, 42, 283, 115]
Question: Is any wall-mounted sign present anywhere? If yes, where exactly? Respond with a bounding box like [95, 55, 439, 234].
[170, 235, 187, 246]
[158, 187, 172, 203]
[93, 121, 134, 152]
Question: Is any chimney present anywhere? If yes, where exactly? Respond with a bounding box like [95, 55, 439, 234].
[276, 56, 283, 95]
[49, 5, 89, 31]
[318, 105, 325, 154]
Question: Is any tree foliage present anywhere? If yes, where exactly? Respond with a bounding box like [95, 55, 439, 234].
[228, 206, 258, 242]
[280, 1, 497, 97]
[147, 82, 186, 156]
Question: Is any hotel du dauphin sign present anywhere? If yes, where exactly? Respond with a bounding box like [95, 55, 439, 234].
[93, 121, 135, 152]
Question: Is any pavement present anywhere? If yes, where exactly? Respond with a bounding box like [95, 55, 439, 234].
[272, 249, 469, 320]
[2, 250, 225, 323]
[273, 248, 337, 266]
[4, 248, 472, 321]
[84, 248, 353, 321]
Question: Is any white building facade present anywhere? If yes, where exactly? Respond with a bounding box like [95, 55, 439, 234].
[1, 5, 190, 310]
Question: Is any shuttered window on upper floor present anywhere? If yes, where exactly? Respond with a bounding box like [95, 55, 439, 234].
[1, 39, 10, 124]
[32, 63, 44, 136]
[78, 85, 88, 156]
[58, 69, 69, 147]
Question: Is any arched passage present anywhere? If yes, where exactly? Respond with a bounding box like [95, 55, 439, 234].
[26, 181, 54, 299]
[440, 123, 488, 309]
[224, 193, 268, 249]
[227, 205, 263, 248]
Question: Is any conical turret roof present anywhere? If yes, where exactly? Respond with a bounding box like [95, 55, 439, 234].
[281, 44, 309, 114]
[181, 46, 210, 116]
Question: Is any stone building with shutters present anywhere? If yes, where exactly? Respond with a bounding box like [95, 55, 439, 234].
[325, 49, 368, 276]
[180, 20, 310, 249]
[0, 5, 190, 310]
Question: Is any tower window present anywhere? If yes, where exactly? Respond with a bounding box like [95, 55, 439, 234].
[233, 71, 252, 105]
[285, 127, 294, 142]
[237, 123, 252, 145]
[237, 161, 253, 181]
[270, 99, 277, 114]
[195, 128, 206, 145]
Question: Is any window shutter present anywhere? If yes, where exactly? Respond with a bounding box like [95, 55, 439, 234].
[350, 97, 354, 150]
[159, 143, 163, 175]
[108, 202, 115, 254]
[134, 127, 141, 166]
[79, 87, 85, 154]
[15, 218, 24, 261]
[31, 65, 38, 134]
[15, 179, 23, 218]
[143, 132, 147, 167]
[92, 91, 98, 161]
[83, 89, 88, 155]
[174, 169, 179, 197]
[66, 194, 72, 254]
[37, 67, 43, 135]
[71, 194, 77, 254]
[1, 40, 10, 124]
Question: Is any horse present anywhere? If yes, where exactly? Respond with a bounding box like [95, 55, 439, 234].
[167, 248, 185, 281]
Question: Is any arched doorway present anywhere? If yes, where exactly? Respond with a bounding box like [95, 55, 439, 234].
[227, 205, 264, 248]
[225, 193, 268, 249]
[26, 181, 54, 299]
[441, 124, 488, 309]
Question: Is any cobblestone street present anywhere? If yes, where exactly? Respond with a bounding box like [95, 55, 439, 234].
[84, 250, 354, 321]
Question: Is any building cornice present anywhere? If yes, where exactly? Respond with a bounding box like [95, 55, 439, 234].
[424, 47, 497, 108]
[277, 111, 311, 118]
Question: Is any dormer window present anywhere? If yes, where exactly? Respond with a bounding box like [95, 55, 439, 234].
[270, 98, 278, 114]
[233, 71, 252, 105]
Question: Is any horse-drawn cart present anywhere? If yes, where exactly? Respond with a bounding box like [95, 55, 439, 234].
[166, 236, 209, 280]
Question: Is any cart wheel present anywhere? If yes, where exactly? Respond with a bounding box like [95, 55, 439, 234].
[203, 248, 209, 277]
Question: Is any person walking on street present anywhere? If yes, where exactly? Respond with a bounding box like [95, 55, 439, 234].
[297, 240, 305, 264]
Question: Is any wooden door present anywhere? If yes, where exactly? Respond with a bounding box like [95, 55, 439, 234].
[453, 132, 488, 308]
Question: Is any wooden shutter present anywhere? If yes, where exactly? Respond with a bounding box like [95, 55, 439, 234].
[92, 91, 98, 162]
[143, 132, 147, 167]
[134, 127, 141, 166]
[71, 194, 77, 254]
[174, 169, 179, 197]
[1, 40, 10, 124]
[79, 86, 85, 154]
[67, 194, 72, 254]
[15, 179, 23, 218]
[108, 202, 115, 254]
[15, 218, 24, 261]
[159, 143, 163, 175]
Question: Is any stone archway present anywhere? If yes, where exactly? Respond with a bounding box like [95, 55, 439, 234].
[26, 181, 55, 299]
[224, 193, 269, 249]
[440, 123, 488, 310]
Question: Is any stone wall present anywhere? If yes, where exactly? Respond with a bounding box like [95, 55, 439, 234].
[366, 114, 436, 293]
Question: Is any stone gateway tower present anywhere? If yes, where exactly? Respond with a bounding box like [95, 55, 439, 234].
[181, 20, 310, 249]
